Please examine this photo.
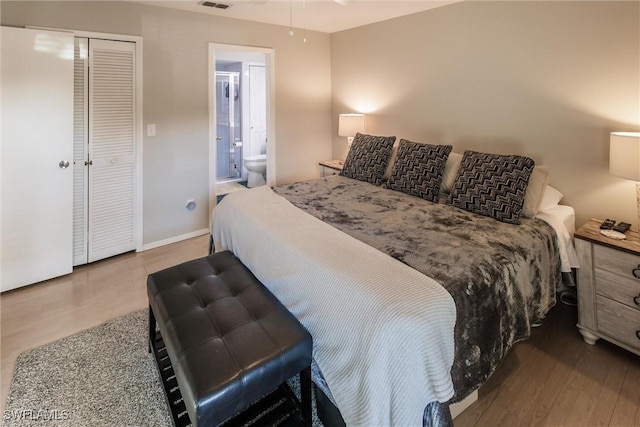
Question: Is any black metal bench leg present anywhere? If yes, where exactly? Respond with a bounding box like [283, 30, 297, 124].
[300, 366, 312, 427]
[148, 305, 156, 353]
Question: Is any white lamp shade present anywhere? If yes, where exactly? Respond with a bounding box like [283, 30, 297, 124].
[338, 114, 365, 137]
[610, 132, 640, 181]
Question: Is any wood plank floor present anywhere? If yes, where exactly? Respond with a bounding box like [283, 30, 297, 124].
[455, 295, 640, 426]
[1, 235, 638, 425]
[0, 235, 209, 413]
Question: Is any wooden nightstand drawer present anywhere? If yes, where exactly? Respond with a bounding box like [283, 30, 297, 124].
[596, 295, 640, 352]
[595, 268, 640, 310]
[575, 219, 640, 355]
[593, 244, 640, 276]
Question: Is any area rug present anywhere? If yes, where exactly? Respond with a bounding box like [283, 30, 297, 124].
[3, 310, 322, 427]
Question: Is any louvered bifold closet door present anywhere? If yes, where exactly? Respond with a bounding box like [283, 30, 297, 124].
[88, 39, 136, 263]
[73, 38, 89, 266]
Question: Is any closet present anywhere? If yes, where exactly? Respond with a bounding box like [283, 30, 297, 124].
[1, 28, 139, 292]
[73, 37, 137, 266]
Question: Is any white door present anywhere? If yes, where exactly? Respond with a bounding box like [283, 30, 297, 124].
[73, 37, 89, 266]
[87, 39, 136, 263]
[1, 27, 74, 292]
[249, 65, 267, 155]
[72, 38, 137, 265]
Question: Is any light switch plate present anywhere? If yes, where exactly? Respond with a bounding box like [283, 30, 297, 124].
[147, 124, 156, 137]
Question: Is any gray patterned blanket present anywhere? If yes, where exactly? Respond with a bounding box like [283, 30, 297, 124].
[273, 175, 560, 402]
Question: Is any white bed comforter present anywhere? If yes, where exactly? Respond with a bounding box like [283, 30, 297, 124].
[212, 186, 456, 427]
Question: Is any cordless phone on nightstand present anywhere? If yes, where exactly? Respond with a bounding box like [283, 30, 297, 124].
[599, 219, 631, 240]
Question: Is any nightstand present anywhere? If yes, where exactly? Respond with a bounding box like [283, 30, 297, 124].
[575, 219, 640, 356]
[319, 160, 344, 177]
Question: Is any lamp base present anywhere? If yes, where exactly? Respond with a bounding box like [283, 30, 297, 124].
[636, 182, 640, 232]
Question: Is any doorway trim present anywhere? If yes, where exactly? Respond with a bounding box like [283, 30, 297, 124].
[208, 43, 276, 216]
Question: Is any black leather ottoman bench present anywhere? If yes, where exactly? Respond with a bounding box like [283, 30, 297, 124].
[147, 251, 313, 427]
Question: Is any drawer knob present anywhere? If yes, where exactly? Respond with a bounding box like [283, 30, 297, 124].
[637, 331, 640, 341]
[633, 265, 640, 279]
[635, 295, 640, 307]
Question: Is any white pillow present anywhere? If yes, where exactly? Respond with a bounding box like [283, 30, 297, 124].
[384, 140, 400, 180]
[440, 152, 463, 194]
[539, 185, 564, 211]
[521, 166, 549, 219]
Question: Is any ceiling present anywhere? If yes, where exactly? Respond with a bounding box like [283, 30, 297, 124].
[134, 0, 461, 33]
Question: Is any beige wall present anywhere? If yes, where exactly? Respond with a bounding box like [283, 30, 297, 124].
[1, 1, 332, 244]
[331, 1, 640, 228]
[3, 1, 639, 242]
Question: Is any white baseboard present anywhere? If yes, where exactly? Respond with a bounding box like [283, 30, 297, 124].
[142, 228, 210, 251]
[451, 389, 479, 419]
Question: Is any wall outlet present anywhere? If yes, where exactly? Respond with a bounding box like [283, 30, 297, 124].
[147, 124, 156, 137]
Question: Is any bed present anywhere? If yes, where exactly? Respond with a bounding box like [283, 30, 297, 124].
[211, 136, 577, 426]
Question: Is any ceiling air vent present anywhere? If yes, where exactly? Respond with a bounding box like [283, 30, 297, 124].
[199, 1, 231, 9]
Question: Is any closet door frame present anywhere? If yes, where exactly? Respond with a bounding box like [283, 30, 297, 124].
[30, 27, 144, 254]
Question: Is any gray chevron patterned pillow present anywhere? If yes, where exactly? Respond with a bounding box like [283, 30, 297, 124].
[447, 151, 535, 224]
[384, 140, 452, 202]
[340, 133, 396, 186]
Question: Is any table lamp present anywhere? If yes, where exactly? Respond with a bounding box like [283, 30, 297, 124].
[609, 131, 640, 230]
[338, 113, 365, 146]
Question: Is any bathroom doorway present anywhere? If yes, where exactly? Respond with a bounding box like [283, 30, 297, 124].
[208, 44, 275, 210]
[215, 70, 242, 182]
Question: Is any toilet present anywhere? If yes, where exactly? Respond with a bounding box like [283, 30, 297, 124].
[244, 154, 267, 187]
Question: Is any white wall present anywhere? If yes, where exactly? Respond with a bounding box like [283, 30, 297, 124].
[331, 1, 640, 228]
[1, 1, 332, 245]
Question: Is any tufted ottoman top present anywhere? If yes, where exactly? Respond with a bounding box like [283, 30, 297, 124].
[147, 251, 312, 427]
